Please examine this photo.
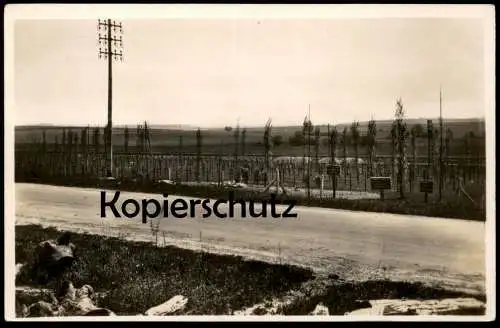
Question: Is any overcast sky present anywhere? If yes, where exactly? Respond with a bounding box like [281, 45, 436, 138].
[14, 17, 486, 127]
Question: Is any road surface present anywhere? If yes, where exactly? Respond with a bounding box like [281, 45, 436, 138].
[14, 183, 485, 294]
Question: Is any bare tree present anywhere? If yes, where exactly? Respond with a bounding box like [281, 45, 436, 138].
[42, 130, 47, 153]
[263, 118, 272, 186]
[80, 128, 88, 176]
[196, 128, 202, 182]
[233, 124, 240, 181]
[329, 124, 338, 197]
[124, 125, 129, 153]
[301, 116, 313, 189]
[350, 121, 360, 182]
[394, 98, 409, 199]
[67, 129, 73, 176]
[54, 136, 59, 153]
[241, 128, 247, 157]
[410, 126, 418, 192]
[62, 128, 67, 153]
[444, 128, 453, 185]
[341, 127, 348, 184]
[390, 121, 397, 182]
[445, 129, 453, 159]
[94, 128, 100, 154]
[302, 116, 310, 185]
[81, 128, 88, 154]
[74, 132, 79, 154]
[314, 126, 321, 172]
[367, 119, 377, 177]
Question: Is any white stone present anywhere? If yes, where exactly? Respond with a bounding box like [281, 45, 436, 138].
[347, 298, 485, 316]
[145, 295, 188, 316]
[15, 263, 25, 276]
[311, 303, 330, 315]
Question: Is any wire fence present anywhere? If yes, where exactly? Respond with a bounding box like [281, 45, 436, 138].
[15, 148, 485, 200]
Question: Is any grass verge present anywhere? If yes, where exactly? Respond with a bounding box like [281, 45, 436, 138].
[15, 224, 314, 315]
[15, 225, 486, 316]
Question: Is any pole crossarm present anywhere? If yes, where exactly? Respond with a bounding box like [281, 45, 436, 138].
[98, 19, 123, 30]
[98, 36, 123, 46]
[98, 50, 123, 60]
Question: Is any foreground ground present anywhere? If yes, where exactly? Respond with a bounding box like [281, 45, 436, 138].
[15, 183, 485, 295]
[15, 225, 486, 316]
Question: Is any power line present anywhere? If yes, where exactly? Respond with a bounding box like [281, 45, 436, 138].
[97, 19, 124, 177]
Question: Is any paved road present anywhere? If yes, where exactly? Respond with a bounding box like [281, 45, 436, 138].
[14, 183, 485, 293]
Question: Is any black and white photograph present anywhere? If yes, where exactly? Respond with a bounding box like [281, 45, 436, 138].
[4, 4, 495, 320]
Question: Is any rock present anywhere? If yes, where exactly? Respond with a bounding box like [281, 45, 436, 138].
[16, 263, 25, 277]
[19, 282, 116, 317]
[328, 273, 339, 280]
[34, 233, 76, 281]
[83, 308, 116, 316]
[56, 282, 116, 316]
[16, 286, 57, 307]
[347, 298, 486, 316]
[252, 305, 269, 315]
[311, 302, 330, 315]
[24, 300, 59, 317]
[145, 295, 188, 316]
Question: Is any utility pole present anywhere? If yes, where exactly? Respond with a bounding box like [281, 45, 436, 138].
[439, 87, 443, 201]
[98, 19, 123, 177]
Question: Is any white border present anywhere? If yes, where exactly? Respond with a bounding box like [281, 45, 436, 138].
[4, 4, 496, 322]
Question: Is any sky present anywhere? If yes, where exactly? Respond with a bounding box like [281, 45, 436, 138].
[13, 17, 486, 128]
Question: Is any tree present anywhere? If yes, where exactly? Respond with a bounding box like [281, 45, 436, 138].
[289, 131, 305, 146]
[272, 135, 283, 147]
[80, 128, 88, 175]
[81, 128, 88, 154]
[314, 127, 321, 171]
[94, 128, 100, 154]
[394, 98, 409, 198]
[74, 132, 79, 154]
[62, 128, 67, 153]
[233, 124, 240, 181]
[124, 126, 129, 153]
[413, 123, 424, 137]
[367, 119, 377, 177]
[42, 130, 47, 153]
[410, 126, 418, 191]
[328, 124, 338, 197]
[54, 136, 59, 153]
[445, 128, 453, 159]
[67, 129, 73, 154]
[350, 121, 360, 182]
[341, 127, 348, 184]
[390, 121, 397, 181]
[329, 125, 338, 162]
[196, 128, 202, 182]
[263, 118, 272, 185]
[302, 116, 313, 185]
[241, 128, 247, 157]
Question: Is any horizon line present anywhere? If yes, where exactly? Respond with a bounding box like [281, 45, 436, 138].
[14, 116, 486, 130]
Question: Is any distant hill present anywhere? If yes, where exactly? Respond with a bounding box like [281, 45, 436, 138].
[14, 117, 486, 158]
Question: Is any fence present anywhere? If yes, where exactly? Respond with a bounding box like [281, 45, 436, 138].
[15, 148, 486, 198]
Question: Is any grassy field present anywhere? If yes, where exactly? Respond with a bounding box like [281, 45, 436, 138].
[15, 225, 486, 316]
[15, 118, 486, 157]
